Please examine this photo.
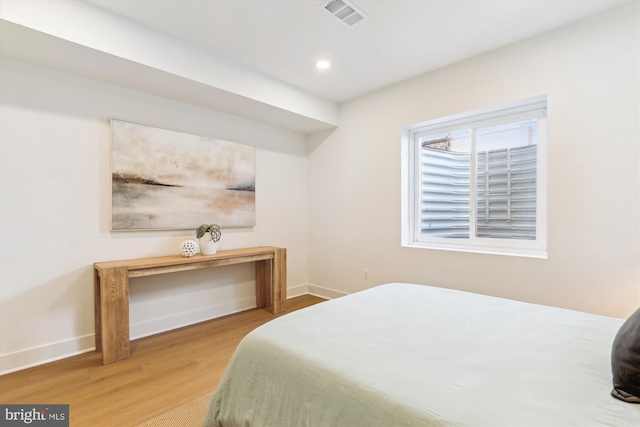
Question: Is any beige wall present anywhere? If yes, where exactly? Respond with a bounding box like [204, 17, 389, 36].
[308, 3, 639, 318]
[0, 58, 309, 373]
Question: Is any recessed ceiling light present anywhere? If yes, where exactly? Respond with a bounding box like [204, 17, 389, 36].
[316, 60, 331, 69]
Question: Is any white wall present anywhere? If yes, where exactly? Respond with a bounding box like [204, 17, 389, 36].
[308, 3, 639, 318]
[1, 2, 638, 375]
[0, 57, 309, 374]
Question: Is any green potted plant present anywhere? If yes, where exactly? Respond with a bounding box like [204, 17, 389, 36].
[196, 224, 222, 255]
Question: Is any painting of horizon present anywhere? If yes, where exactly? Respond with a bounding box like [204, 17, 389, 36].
[111, 119, 255, 231]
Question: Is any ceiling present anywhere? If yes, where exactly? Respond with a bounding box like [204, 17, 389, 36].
[0, 0, 631, 133]
[86, 0, 629, 103]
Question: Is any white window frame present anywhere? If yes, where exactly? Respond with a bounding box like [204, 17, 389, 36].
[401, 95, 547, 258]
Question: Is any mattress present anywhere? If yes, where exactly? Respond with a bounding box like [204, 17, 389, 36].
[203, 283, 640, 426]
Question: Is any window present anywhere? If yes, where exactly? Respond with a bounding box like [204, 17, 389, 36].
[401, 95, 547, 258]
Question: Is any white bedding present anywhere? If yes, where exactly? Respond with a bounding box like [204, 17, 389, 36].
[204, 283, 640, 426]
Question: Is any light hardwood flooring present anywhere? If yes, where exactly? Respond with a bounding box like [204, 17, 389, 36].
[0, 295, 325, 427]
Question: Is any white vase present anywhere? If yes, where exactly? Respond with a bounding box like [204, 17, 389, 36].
[198, 237, 219, 255]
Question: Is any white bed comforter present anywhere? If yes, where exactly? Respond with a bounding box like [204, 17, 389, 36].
[203, 283, 640, 427]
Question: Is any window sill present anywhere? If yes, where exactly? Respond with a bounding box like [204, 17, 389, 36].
[402, 242, 548, 259]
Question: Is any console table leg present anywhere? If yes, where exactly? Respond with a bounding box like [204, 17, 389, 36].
[271, 248, 287, 314]
[100, 266, 130, 364]
[94, 268, 102, 352]
[256, 260, 271, 309]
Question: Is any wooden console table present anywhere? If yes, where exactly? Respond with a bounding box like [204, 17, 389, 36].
[94, 246, 286, 365]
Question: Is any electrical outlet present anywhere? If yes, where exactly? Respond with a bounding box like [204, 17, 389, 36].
[363, 268, 370, 280]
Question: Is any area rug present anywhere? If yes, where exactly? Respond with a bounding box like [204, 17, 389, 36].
[136, 392, 214, 427]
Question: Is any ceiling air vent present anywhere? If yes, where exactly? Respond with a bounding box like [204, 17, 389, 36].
[322, 0, 369, 27]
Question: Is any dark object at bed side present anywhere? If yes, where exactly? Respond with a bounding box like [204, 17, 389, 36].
[611, 307, 640, 403]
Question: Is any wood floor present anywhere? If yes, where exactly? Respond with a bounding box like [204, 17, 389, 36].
[0, 294, 325, 427]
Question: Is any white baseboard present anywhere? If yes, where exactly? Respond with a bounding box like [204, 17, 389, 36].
[288, 283, 348, 300]
[0, 297, 258, 376]
[1, 284, 348, 375]
[306, 283, 349, 299]
[287, 283, 309, 298]
[130, 296, 257, 340]
[0, 334, 96, 376]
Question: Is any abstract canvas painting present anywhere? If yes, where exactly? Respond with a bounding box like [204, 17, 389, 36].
[111, 119, 255, 230]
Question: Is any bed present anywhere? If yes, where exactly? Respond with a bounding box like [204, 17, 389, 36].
[203, 283, 640, 426]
